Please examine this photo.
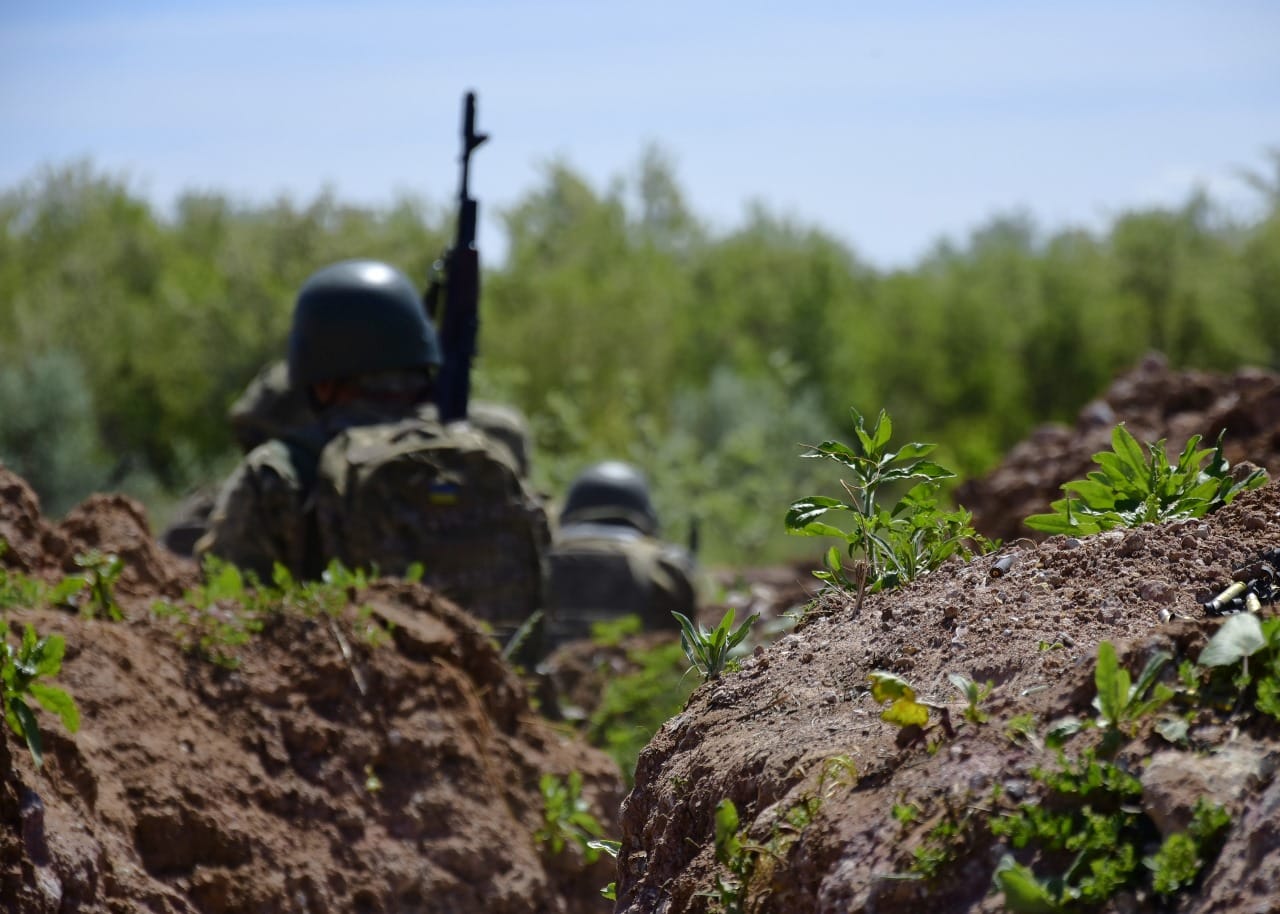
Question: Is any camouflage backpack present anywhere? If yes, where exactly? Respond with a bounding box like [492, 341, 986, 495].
[309, 416, 549, 637]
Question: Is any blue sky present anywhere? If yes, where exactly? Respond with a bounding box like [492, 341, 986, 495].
[2, 0, 1277, 268]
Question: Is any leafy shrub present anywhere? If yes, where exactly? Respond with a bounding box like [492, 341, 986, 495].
[0, 350, 111, 516]
[2, 624, 80, 768]
[1025, 425, 1267, 535]
[786, 408, 993, 594]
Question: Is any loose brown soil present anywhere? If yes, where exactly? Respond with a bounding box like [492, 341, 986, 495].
[4, 355, 1280, 914]
[616, 357, 1280, 914]
[1, 471, 623, 914]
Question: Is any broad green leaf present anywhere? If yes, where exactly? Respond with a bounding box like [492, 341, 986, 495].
[28, 683, 80, 733]
[714, 799, 741, 864]
[1110, 425, 1150, 481]
[586, 838, 621, 859]
[1131, 650, 1172, 703]
[1060, 479, 1117, 507]
[995, 856, 1063, 913]
[48, 576, 88, 605]
[1044, 716, 1083, 749]
[870, 410, 893, 450]
[1023, 511, 1080, 535]
[1199, 613, 1267, 667]
[31, 634, 66, 678]
[1093, 641, 1130, 726]
[12, 698, 43, 768]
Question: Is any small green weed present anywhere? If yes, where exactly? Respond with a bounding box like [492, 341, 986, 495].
[533, 772, 606, 862]
[816, 754, 858, 796]
[1025, 425, 1266, 535]
[891, 801, 921, 827]
[704, 795, 819, 914]
[1144, 799, 1231, 896]
[71, 550, 125, 620]
[2, 624, 80, 768]
[948, 672, 994, 724]
[151, 557, 383, 669]
[786, 408, 994, 595]
[673, 608, 757, 681]
[1092, 641, 1173, 750]
[1195, 611, 1280, 721]
[588, 838, 621, 901]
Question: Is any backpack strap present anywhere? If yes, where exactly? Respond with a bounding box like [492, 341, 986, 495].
[279, 423, 330, 580]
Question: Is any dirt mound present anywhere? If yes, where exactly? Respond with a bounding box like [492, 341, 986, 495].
[616, 479, 1280, 913]
[0, 465, 624, 914]
[957, 353, 1280, 543]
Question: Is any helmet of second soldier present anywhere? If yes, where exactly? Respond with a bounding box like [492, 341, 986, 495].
[288, 259, 442, 389]
[559, 460, 659, 536]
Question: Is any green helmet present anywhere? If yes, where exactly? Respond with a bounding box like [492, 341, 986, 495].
[559, 461, 659, 536]
[287, 259, 442, 388]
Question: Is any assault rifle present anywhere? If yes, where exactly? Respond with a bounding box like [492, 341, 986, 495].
[427, 91, 488, 423]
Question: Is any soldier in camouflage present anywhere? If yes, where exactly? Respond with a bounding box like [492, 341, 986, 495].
[196, 259, 548, 637]
[543, 460, 697, 651]
[162, 333, 533, 557]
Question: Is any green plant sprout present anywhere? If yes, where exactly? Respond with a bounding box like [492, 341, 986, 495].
[1025, 425, 1266, 535]
[786, 408, 994, 596]
[947, 672, 994, 723]
[1092, 641, 1173, 748]
[2, 624, 80, 768]
[533, 772, 606, 862]
[672, 608, 758, 681]
[587, 839, 622, 901]
[73, 550, 125, 619]
[703, 795, 818, 914]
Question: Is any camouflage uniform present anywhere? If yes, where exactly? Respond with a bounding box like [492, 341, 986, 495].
[162, 364, 533, 557]
[195, 259, 548, 640]
[544, 461, 697, 650]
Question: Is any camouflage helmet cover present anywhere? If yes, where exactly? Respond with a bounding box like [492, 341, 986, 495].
[287, 259, 442, 388]
[559, 460, 659, 536]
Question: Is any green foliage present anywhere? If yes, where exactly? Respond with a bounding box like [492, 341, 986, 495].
[2, 624, 80, 768]
[673, 608, 758, 682]
[151, 556, 376, 669]
[587, 838, 621, 901]
[3, 154, 1279, 562]
[533, 772, 605, 862]
[585, 637, 695, 785]
[1196, 612, 1280, 721]
[705, 795, 819, 914]
[787, 408, 993, 594]
[0, 350, 112, 516]
[1091, 641, 1173, 746]
[589, 613, 643, 648]
[948, 672, 994, 724]
[990, 750, 1148, 908]
[1025, 426, 1267, 535]
[69, 550, 125, 620]
[867, 671, 930, 728]
[1145, 801, 1231, 896]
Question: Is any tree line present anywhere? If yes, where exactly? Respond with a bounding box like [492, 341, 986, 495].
[1, 150, 1277, 564]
